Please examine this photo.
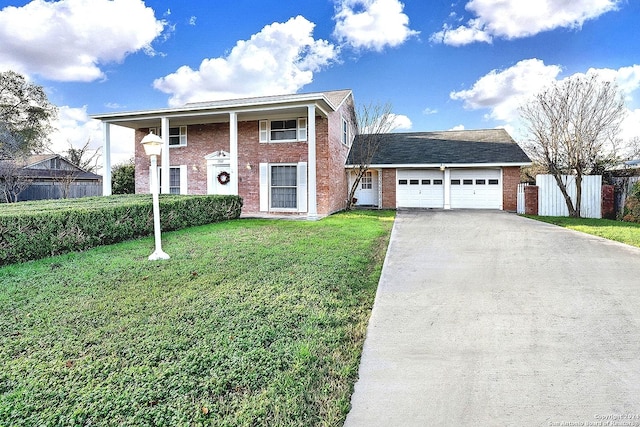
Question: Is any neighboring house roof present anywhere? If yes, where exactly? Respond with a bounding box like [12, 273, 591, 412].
[0, 154, 102, 180]
[346, 129, 531, 167]
[91, 89, 353, 128]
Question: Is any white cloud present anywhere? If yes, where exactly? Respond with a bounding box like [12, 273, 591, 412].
[450, 59, 640, 142]
[50, 106, 133, 170]
[189, 16, 197, 26]
[431, 0, 619, 45]
[0, 0, 166, 82]
[333, 0, 419, 51]
[422, 107, 439, 115]
[154, 16, 338, 106]
[621, 109, 640, 143]
[389, 114, 412, 131]
[449, 124, 465, 131]
[450, 58, 563, 122]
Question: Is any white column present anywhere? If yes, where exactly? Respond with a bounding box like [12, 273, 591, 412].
[102, 122, 112, 196]
[307, 105, 317, 218]
[160, 117, 170, 194]
[443, 167, 451, 210]
[229, 112, 238, 195]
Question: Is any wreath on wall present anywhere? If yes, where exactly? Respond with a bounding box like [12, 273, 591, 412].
[217, 171, 231, 185]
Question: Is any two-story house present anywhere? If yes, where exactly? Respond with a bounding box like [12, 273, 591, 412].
[93, 90, 355, 218]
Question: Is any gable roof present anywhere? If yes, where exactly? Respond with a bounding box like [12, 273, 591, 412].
[0, 154, 102, 180]
[346, 129, 531, 167]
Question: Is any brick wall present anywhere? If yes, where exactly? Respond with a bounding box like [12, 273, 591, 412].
[381, 168, 397, 208]
[601, 184, 615, 219]
[321, 99, 353, 213]
[134, 104, 352, 216]
[524, 185, 539, 215]
[502, 166, 521, 211]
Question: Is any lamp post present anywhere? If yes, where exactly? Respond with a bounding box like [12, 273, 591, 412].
[141, 132, 170, 261]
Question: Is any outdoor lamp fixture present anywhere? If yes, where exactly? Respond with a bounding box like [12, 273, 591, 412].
[141, 132, 170, 261]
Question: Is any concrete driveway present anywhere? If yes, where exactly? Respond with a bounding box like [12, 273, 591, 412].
[345, 210, 640, 427]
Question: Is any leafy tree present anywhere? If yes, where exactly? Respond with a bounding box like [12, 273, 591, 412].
[520, 74, 626, 217]
[0, 70, 57, 157]
[112, 158, 135, 194]
[346, 102, 395, 210]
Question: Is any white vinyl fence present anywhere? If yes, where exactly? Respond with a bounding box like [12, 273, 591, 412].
[536, 174, 602, 218]
[516, 183, 528, 214]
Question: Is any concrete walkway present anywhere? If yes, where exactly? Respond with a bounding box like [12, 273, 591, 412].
[345, 210, 640, 427]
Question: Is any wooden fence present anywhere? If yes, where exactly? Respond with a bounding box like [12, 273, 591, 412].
[18, 182, 102, 201]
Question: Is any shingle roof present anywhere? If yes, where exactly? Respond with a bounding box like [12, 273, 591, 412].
[346, 129, 531, 166]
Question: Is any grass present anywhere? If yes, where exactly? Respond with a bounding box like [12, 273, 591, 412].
[525, 215, 640, 248]
[0, 210, 395, 426]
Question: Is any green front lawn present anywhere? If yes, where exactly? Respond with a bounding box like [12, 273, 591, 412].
[0, 210, 395, 426]
[525, 216, 640, 248]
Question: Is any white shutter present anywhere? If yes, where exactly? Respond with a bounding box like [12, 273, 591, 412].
[297, 162, 307, 212]
[259, 163, 269, 211]
[179, 165, 188, 194]
[297, 118, 307, 141]
[259, 120, 268, 143]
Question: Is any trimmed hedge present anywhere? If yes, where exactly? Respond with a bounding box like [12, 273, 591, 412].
[623, 181, 640, 223]
[0, 194, 242, 265]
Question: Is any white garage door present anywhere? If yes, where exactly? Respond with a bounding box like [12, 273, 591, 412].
[450, 169, 502, 209]
[396, 170, 444, 208]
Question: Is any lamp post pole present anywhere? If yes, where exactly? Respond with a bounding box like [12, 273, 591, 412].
[149, 154, 169, 260]
[142, 132, 170, 261]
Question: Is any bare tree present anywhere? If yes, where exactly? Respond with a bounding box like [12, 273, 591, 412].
[346, 102, 395, 210]
[63, 138, 101, 173]
[0, 156, 32, 203]
[520, 74, 626, 217]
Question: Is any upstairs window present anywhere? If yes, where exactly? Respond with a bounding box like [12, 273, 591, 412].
[260, 119, 307, 143]
[341, 117, 350, 145]
[149, 126, 188, 147]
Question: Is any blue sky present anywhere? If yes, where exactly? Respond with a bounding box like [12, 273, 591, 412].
[1, 0, 639, 165]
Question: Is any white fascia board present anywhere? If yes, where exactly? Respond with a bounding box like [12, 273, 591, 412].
[345, 162, 531, 169]
[91, 92, 335, 122]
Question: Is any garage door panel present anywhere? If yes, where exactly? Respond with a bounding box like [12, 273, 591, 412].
[450, 169, 501, 209]
[397, 170, 444, 208]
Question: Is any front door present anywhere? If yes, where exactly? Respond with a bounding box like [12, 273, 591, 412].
[210, 164, 232, 195]
[356, 171, 378, 206]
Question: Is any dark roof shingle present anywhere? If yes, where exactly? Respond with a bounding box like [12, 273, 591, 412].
[346, 129, 531, 165]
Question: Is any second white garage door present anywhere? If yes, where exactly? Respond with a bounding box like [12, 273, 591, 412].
[396, 169, 502, 209]
[450, 169, 502, 209]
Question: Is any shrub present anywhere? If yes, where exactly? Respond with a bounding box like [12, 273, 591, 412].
[0, 194, 242, 265]
[111, 160, 135, 194]
[622, 181, 640, 223]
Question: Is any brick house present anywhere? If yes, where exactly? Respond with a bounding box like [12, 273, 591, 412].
[94, 91, 530, 216]
[347, 129, 531, 211]
[93, 90, 356, 218]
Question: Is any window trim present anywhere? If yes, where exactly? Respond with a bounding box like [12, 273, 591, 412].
[155, 165, 187, 194]
[259, 118, 307, 143]
[259, 162, 308, 212]
[149, 126, 188, 148]
[341, 117, 350, 145]
[270, 164, 298, 210]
